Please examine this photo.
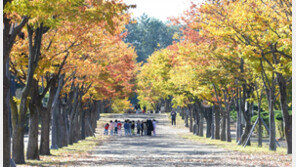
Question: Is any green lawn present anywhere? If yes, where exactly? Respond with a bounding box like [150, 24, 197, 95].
[20, 120, 109, 167]
[167, 112, 288, 155]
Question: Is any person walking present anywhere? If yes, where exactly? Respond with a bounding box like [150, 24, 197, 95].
[136, 120, 141, 136]
[140, 121, 144, 136]
[117, 121, 122, 136]
[124, 120, 129, 136]
[152, 119, 157, 136]
[131, 121, 135, 136]
[171, 110, 177, 126]
[147, 119, 153, 136]
[114, 120, 118, 135]
[143, 121, 147, 135]
[109, 120, 114, 136]
[104, 123, 109, 135]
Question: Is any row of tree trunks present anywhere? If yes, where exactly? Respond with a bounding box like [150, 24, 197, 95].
[49, 82, 100, 150]
[11, 24, 44, 164]
[172, 58, 289, 153]
[180, 51, 291, 154]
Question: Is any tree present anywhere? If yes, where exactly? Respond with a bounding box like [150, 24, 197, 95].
[6, 0, 132, 163]
[124, 14, 181, 63]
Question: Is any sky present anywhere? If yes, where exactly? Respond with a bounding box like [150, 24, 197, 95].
[123, 0, 202, 22]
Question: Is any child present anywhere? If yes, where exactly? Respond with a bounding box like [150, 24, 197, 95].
[109, 120, 114, 136]
[131, 121, 135, 136]
[117, 121, 122, 136]
[104, 123, 109, 135]
[124, 120, 129, 136]
[153, 119, 157, 136]
[136, 120, 141, 136]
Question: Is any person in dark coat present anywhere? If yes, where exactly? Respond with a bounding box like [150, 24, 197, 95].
[171, 110, 177, 126]
[146, 119, 153, 136]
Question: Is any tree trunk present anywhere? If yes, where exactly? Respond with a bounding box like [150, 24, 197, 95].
[211, 106, 215, 139]
[27, 100, 40, 159]
[256, 87, 263, 147]
[61, 103, 69, 147]
[73, 108, 80, 143]
[4, 14, 28, 166]
[189, 106, 193, 132]
[101, 100, 105, 113]
[193, 106, 198, 135]
[205, 108, 212, 138]
[277, 73, 292, 154]
[220, 113, 226, 141]
[51, 100, 59, 149]
[185, 108, 189, 127]
[214, 106, 220, 139]
[239, 122, 252, 146]
[68, 89, 79, 145]
[238, 78, 253, 146]
[27, 80, 41, 160]
[198, 109, 204, 137]
[238, 101, 252, 146]
[89, 101, 99, 136]
[258, 105, 262, 147]
[4, 56, 11, 167]
[10, 97, 25, 164]
[268, 85, 277, 151]
[226, 107, 231, 142]
[73, 91, 82, 143]
[40, 87, 55, 155]
[236, 87, 242, 142]
[39, 106, 51, 155]
[81, 109, 86, 140]
[12, 122, 25, 164]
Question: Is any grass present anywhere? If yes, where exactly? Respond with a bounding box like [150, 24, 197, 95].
[20, 120, 110, 167]
[167, 113, 289, 156]
[100, 113, 114, 117]
[182, 134, 287, 155]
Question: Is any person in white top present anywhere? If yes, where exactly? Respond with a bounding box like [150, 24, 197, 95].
[152, 119, 157, 136]
[109, 120, 114, 136]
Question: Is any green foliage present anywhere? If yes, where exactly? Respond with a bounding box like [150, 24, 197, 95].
[250, 109, 291, 139]
[111, 98, 132, 113]
[124, 14, 181, 62]
[230, 109, 237, 121]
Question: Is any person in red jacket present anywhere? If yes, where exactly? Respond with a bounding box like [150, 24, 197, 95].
[117, 121, 122, 136]
[104, 123, 109, 135]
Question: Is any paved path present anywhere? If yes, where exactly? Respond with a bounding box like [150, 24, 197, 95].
[89, 114, 256, 167]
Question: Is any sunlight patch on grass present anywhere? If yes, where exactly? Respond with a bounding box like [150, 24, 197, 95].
[100, 113, 113, 117]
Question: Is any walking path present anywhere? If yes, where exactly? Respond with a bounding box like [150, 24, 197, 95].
[87, 114, 290, 167]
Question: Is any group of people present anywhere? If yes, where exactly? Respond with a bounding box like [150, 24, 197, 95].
[104, 119, 157, 136]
